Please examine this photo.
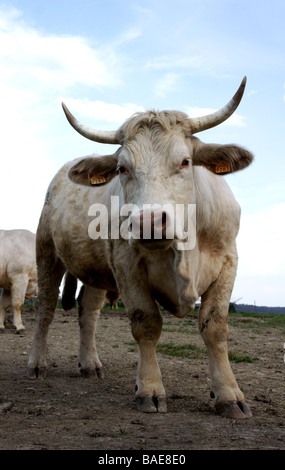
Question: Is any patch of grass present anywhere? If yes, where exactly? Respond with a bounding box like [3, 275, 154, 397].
[162, 319, 198, 335]
[126, 340, 254, 364]
[124, 341, 137, 352]
[157, 342, 206, 359]
[162, 326, 196, 334]
[228, 351, 254, 363]
[102, 305, 125, 311]
[228, 312, 285, 333]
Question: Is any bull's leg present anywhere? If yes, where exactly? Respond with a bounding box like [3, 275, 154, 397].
[130, 305, 167, 413]
[111, 244, 166, 412]
[27, 250, 65, 379]
[0, 289, 11, 331]
[199, 252, 252, 419]
[77, 285, 106, 378]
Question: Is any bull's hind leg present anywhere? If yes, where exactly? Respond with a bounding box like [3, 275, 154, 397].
[199, 251, 252, 419]
[77, 285, 106, 378]
[27, 236, 65, 379]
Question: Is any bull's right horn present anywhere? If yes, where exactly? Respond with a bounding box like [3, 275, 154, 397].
[188, 76, 247, 134]
[62, 103, 120, 144]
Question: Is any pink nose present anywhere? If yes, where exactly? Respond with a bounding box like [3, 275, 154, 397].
[130, 210, 167, 240]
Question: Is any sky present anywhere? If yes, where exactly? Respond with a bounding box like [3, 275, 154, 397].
[0, 0, 284, 307]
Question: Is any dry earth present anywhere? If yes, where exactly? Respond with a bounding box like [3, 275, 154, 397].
[0, 306, 284, 451]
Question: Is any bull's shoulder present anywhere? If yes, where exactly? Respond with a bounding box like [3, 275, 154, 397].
[194, 167, 240, 222]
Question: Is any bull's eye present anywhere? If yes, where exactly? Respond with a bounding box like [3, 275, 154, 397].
[179, 158, 191, 170]
[117, 164, 129, 175]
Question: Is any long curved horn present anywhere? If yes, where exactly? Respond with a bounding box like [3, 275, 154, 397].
[62, 103, 120, 144]
[188, 76, 247, 134]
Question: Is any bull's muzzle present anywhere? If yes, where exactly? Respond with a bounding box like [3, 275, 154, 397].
[129, 209, 169, 241]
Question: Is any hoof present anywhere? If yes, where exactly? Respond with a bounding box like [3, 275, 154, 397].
[80, 367, 104, 379]
[136, 396, 167, 413]
[26, 366, 47, 379]
[215, 400, 252, 419]
[16, 328, 25, 335]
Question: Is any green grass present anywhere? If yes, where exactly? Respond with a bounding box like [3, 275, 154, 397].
[52, 298, 285, 334]
[228, 312, 285, 333]
[162, 326, 198, 334]
[124, 341, 137, 352]
[123, 311, 283, 363]
[228, 351, 254, 363]
[156, 342, 254, 363]
[157, 342, 205, 359]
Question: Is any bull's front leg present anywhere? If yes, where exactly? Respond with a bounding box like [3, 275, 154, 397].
[111, 242, 167, 413]
[199, 252, 252, 419]
[129, 306, 167, 413]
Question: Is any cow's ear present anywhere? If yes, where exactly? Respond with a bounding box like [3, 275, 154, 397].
[68, 151, 119, 186]
[191, 136, 254, 175]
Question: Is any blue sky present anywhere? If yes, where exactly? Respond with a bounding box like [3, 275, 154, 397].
[0, 0, 284, 306]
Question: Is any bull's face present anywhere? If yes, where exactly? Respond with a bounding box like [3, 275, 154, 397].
[64, 77, 254, 251]
[116, 129, 195, 250]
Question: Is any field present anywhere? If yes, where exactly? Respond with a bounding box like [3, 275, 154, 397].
[0, 305, 284, 450]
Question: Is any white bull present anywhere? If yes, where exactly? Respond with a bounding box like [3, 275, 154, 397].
[27, 77, 254, 418]
[0, 229, 37, 332]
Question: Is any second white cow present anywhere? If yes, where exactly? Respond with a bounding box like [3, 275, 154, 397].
[0, 229, 38, 333]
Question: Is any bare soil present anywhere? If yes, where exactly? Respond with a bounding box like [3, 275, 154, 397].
[0, 307, 284, 451]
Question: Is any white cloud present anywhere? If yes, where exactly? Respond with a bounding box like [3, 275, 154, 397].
[237, 202, 285, 277]
[144, 55, 213, 72]
[0, 83, 53, 232]
[247, 89, 258, 97]
[184, 106, 246, 127]
[231, 202, 285, 306]
[61, 98, 145, 125]
[154, 73, 181, 98]
[115, 27, 142, 45]
[0, 6, 123, 232]
[0, 7, 120, 97]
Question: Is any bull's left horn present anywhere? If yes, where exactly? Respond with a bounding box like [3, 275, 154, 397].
[62, 103, 120, 144]
[188, 76, 247, 134]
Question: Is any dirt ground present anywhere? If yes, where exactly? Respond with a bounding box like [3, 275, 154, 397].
[0, 306, 284, 451]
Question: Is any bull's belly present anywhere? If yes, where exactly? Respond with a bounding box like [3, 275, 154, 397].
[74, 266, 117, 292]
[53, 232, 117, 292]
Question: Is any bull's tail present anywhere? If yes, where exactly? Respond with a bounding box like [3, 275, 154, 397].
[62, 272, 78, 311]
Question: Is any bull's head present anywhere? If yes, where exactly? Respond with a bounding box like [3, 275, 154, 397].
[64, 77, 253, 251]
